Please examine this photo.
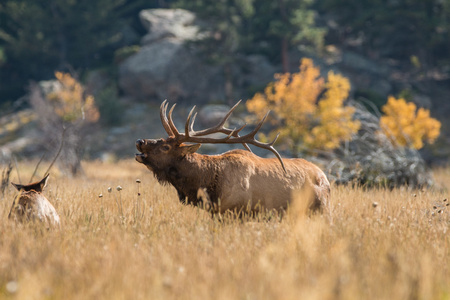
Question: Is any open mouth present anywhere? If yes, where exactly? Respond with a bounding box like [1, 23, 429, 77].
[135, 153, 146, 163]
[135, 139, 145, 163]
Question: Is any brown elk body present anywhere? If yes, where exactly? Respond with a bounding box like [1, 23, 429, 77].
[136, 101, 330, 214]
[8, 174, 60, 227]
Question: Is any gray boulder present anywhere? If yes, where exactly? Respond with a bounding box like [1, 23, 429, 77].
[119, 39, 225, 104]
[139, 9, 200, 45]
[118, 8, 277, 105]
[324, 101, 433, 187]
[118, 9, 224, 104]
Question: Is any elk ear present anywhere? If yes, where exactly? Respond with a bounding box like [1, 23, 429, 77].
[39, 174, 50, 191]
[11, 182, 23, 191]
[180, 144, 201, 156]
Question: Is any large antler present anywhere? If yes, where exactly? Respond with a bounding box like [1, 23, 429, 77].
[160, 101, 175, 137]
[160, 100, 286, 172]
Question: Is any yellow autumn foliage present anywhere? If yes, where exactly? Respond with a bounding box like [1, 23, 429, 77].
[246, 58, 360, 154]
[380, 96, 440, 149]
[47, 72, 100, 123]
[307, 71, 360, 150]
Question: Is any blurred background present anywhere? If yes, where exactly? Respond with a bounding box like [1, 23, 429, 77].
[0, 0, 449, 186]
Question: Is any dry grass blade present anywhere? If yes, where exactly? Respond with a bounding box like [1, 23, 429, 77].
[0, 160, 448, 300]
[1, 161, 13, 195]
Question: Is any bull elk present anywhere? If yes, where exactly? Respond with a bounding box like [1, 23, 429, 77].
[8, 174, 60, 227]
[135, 100, 330, 214]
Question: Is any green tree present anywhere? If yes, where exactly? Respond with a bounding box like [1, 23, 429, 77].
[174, 0, 325, 101]
[250, 0, 326, 72]
[0, 0, 158, 105]
[173, 0, 255, 104]
[317, 0, 450, 65]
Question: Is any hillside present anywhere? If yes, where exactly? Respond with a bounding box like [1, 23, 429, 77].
[0, 6, 449, 176]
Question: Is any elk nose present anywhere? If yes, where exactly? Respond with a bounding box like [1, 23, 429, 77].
[136, 139, 146, 152]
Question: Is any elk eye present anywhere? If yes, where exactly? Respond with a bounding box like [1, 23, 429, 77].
[162, 145, 171, 151]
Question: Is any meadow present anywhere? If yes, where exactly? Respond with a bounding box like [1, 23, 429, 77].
[0, 160, 449, 300]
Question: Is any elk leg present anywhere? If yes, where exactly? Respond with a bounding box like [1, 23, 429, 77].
[176, 190, 188, 204]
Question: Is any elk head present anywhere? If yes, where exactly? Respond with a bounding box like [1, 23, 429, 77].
[135, 100, 285, 176]
[9, 174, 61, 227]
[11, 173, 49, 193]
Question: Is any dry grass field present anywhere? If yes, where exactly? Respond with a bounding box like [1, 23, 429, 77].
[0, 160, 449, 300]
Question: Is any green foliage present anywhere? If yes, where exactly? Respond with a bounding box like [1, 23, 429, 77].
[250, 0, 326, 60]
[0, 0, 158, 105]
[353, 88, 386, 113]
[173, 0, 259, 102]
[0, 47, 5, 67]
[0, 0, 122, 70]
[174, 0, 325, 101]
[114, 45, 141, 64]
[317, 0, 450, 64]
[95, 86, 125, 126]
[174, 0, 255, 64]
[179, 0, 326, 65]
[397, 89, 414, 102]
[1, 0, 448, 114]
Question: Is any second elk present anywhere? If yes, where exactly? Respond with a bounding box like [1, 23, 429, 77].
[9, 174, 60, 227]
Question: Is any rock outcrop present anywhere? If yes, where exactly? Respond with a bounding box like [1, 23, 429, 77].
[118, 8, 277, 105]
[323, 101, 433, 187]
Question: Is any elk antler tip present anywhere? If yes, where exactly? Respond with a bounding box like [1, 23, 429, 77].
[269, 132, 281, 146]
[165, 102, 181, 137]
[190, 112, 198, 132]
[185, 106, 197, 137]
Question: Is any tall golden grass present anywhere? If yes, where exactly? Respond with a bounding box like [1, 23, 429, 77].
[0, 160, 449, 300]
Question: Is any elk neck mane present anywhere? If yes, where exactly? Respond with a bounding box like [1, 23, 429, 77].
[151, 150, 248, 205]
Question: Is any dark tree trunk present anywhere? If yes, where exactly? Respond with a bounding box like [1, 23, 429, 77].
[278, 0, 290, 73]
[281, 38, 290, 73]
[224, 63, 234, 105]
